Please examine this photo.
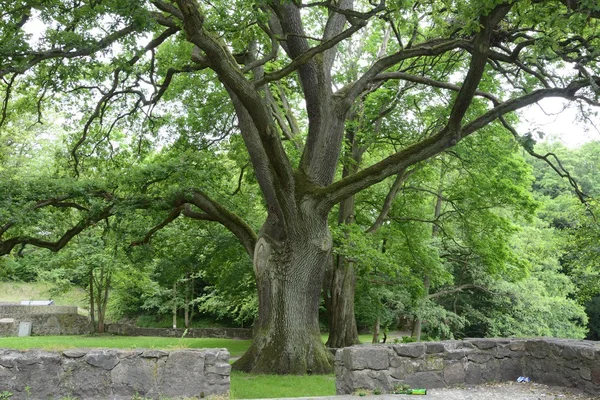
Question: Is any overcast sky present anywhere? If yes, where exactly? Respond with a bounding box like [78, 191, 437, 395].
[21, 17, 599, 149]
[518, 98, 600, 148]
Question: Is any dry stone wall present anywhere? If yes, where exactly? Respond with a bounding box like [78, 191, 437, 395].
[105, 323, 252, 340]
[0, 304, 91, 336]
[336, 338, 600, 395]
[0, 348, 230, 399]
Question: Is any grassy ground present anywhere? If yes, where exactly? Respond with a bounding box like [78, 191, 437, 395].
[230, 371, 335, 399]
[0, 281, 87, 308]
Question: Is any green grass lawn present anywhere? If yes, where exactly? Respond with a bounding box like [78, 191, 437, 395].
[230, 371, 335, 399]
[0, 282, 87, 308]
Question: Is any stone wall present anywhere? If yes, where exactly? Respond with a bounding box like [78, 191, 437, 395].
[0, 305, 90, 337]
[336, 338, 600, 395]
[0, 305, 78, 315]
[105, 323, 252, 340]
[0, 348, 230, 399]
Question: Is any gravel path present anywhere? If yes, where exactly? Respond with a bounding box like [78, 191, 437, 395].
[256, 382, 598, 400]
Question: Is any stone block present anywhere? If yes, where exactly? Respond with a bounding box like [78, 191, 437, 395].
[0, 351, 18, 368]
[205, 363, 232, 375]
[499, 357, 522, 381]
[61, 364, 112, 398]
[580, 346, 596, 361]
[425, 356, 444, 371]
[591, 368, 600, 384]
[393, 343, 426, 358]
[141, 349, 168, 358]
[562, 345, 579, 360]
[111, 357, 159, 396]
[63, 349, 87, 358]
[342, 346, 391, 370]
[11, 352, 63, 398]
[467, 352, 494, 364]
[368, 369, 395, 392]
[464, 362, 484, 385]
[426, 343, 446, 354]
[403, 371, 445, 388]
[445, 348, 471, 361]
[548, 342, 565, 357]
[85, 350, 120, 370]
[339, 369, 378, 392]
[480, 359, 503, 382]
[443, 361, 466, 385]
[469, 339, 498, 350]
[509, 341, 526, 351]
[160, 350, 210, 397]
[581, 366, 592, 381]
[526, 340, 551, 359]
[494, 344, 512, 358]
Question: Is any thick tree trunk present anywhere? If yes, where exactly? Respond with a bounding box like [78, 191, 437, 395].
[234, 216, 334, 374]
[324, 190, 360, 348]
[97, 275, 110, 334]
[412, 275, 430, 342]
[324, 255, 360, 348]
[413, 174, 443, 341]
[323, 125, 363, 349]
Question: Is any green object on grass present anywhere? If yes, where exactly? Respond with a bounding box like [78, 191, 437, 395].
[395, 388, 427, 395]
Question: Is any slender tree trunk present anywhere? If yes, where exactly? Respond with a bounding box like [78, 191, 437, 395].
[234, 217, 334, 374]
[172, 281, 177, 329]
[89, 268, 96, 333]
[189, 276, 195, 323]
[97, 272, 110, 334]
[372, 316, 380, 344]
[184, 272, 190, 328]
[413, 170, 444, 341]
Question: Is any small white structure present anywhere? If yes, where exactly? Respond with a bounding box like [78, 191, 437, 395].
[20, 300, 54, 305]
[18, 321, 32, 336]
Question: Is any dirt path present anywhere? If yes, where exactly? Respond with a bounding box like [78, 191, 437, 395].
[258, 382, 598, 400]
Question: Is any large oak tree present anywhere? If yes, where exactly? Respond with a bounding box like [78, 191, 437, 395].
[1, 0, 599, 373]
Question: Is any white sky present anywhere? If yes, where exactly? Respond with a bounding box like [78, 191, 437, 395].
[22, 15, 600, 149]
[518, 98, 600, 148]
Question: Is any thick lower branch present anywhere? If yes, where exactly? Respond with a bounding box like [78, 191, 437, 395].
[188, 190, 257, 257]
[318, 80, 594, 211]
[0, 207, 114, 256]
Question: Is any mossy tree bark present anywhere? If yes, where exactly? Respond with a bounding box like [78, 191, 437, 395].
[324, 127, 362, 349]
[324, 255, 360, 349]
[235, 214, 334, 374]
